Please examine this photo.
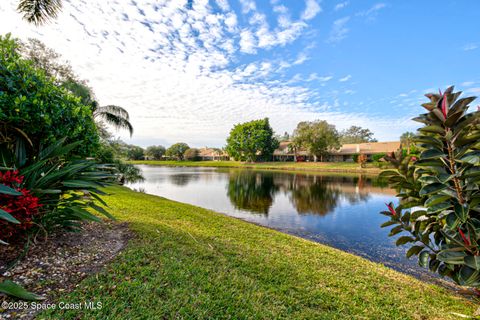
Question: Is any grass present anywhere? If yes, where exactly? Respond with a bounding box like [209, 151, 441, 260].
[41, 186, 477, 319]
[129, 160, 385, 174]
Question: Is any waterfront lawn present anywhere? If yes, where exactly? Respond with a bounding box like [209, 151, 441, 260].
[129, 160, 384, 173]
[42, 186, 476, 319]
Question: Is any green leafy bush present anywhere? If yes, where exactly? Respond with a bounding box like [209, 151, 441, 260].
[380, 86, 480, 287]
[372, 153, 387, 162]
[0, 34, 99, 161]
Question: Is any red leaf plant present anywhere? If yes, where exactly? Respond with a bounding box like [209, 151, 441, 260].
[0, 170, 41, 241]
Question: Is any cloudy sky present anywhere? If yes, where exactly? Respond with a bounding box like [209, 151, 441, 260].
[1, 0, 479, 147]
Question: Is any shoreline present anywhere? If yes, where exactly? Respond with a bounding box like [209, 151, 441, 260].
[129, 160, 384, 175]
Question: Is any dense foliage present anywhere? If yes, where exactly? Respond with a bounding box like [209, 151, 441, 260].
[126, 145, 145, 161]
[184, 148, 199, 161]
[0, 34, 99, 161]
[380, 86, 480, 287]
[339, 126, 377, 144]
[145, 145, 166, 160]
[293, 120, 340, 162]
[226, 118, 279, 162]
[166, 143, 190, 161]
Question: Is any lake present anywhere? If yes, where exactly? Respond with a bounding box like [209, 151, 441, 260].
[127, 165, 433, 280]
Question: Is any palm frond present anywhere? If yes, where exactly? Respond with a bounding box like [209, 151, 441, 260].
[96, 112, 134, 137]
[17, 0, 62, 25]
[94, 105, 130, 120]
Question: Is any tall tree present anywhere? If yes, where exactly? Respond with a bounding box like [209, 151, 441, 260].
[63, 80, 134, 137]
[339, 126, 377, 144]
[226, 118, 279, 162]
[293, 120, 340, 162]
[145, 145, 166, 160]
[400, 131, 416, 154]
[166, 143, 190, 160]
[17, 0, 62, 25]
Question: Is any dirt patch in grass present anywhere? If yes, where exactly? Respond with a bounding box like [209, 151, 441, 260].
[0, 221, 132, 319]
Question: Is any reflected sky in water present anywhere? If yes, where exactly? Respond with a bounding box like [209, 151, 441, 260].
[127, 165, 434, 280]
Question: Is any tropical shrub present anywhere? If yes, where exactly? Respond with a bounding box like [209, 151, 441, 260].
[357, 153, 367, 168]
[0, 34, 99, 161]
[352, 153, 359, 163]
[380, 86, 480, 287]
[372, 153, 387, 162]
[96, 141, 143, 184]
[0, 139, 114, 244]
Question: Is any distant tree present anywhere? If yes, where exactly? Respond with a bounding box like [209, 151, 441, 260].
[184, 148, 200, 161]
[166, 143, 190, 160]
[400, 131, 416, 154]
[226, 118, 279, 162]
[146, 145, 166, 160]
[339, 126, 377, 144]
[127, 146, 145, 160]
[293, 120, 340, 162]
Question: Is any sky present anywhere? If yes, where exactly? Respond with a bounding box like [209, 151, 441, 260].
[0, 0, 479, 148]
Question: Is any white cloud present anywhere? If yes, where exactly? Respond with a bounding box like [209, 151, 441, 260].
[357, 3, 386, 18]
[339, 75, 352, 82]
[461, 81, 475, 87]
[466, 87, 480, 94]
[301, 0, 322, 21]
[0, 0, 406, 146]
[239, 0, 256, 14]
[327, 17, 350, 43]
[215, 0, 230, 11]
[239, 29, 257, 53]
[463, 43, 478, 51]
[334, 1, 349, 11]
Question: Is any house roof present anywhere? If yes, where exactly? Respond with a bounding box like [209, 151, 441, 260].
[273, 141, 400, 156]
[333, 141, 401, 155]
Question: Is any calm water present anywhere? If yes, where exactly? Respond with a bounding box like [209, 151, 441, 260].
[127, 165, 432, 280]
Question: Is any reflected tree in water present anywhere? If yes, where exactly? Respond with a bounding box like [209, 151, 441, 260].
[227, 171, 278, 215]
[290, 175, 342, 216]
[168, 174, 200, 186]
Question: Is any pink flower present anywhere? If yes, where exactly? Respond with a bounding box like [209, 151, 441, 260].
[411, 156, 417, 162]
[385, 202, 396, 216]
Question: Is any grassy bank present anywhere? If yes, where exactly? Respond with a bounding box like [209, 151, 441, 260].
[129, 160, 384, 174]
[41, 186, 477, 319]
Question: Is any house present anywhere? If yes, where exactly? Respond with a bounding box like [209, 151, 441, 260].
[273, 141, 400, 162]
[198, 147, 229, 161]
[328, 141, 401, 162]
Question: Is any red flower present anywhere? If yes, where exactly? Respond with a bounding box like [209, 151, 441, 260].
[458, 228, 471, 247]
[411, 156, 417, 162]
[0, 170, 41, 242]
[385, 202, 396, 216]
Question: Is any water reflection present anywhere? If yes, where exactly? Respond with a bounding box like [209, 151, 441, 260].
[227, 171, 278, 214]
[226, 171, 381, 216]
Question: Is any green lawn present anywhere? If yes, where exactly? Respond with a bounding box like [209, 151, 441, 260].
[129, 160, 384, 174]
[42, 186, 476, 319]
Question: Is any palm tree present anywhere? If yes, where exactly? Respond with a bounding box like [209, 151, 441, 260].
[400, 132, 415, 154]
[17, 0, 62, 25]
[62, 80, 133, 137]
